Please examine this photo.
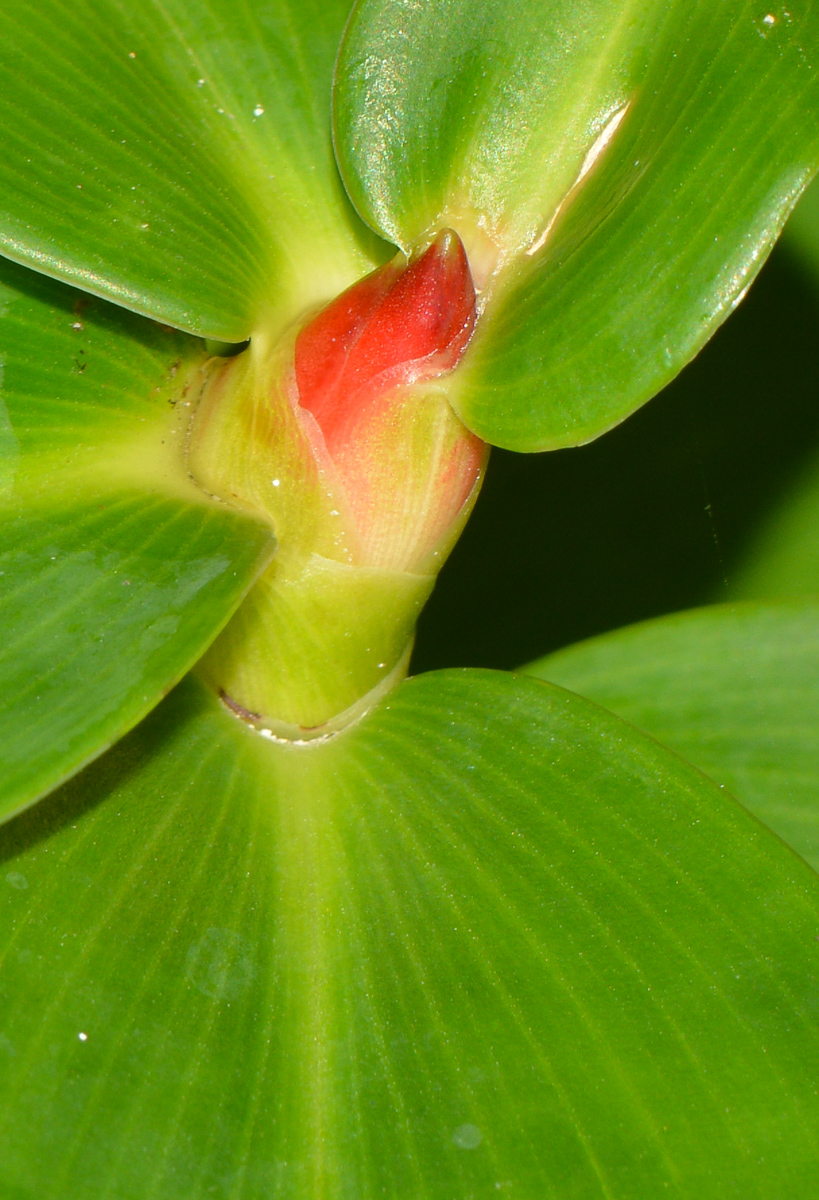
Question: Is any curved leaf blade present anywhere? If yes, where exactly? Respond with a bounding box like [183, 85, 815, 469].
[0, 492, 271, 823]
[0, 0, 382, 340]
[2, 670, 819, 1195]
[526, 600, 819, 870]
[335, 0, 819, 450]
[0, 256, 275, 819]
[336, 0, 648, 256]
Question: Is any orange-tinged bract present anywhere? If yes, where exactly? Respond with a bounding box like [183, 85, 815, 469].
[189, 229, 486, 732]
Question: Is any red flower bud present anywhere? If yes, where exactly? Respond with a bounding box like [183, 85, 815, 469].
[292, 229, 484, 571]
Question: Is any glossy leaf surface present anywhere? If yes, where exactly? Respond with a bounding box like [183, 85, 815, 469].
[526, 601, 819, 870]
[2, 670, 819, 1196]
[0, 257, 275, 820]
[336, 0, 819, 449]
[0, 0, 383, 341]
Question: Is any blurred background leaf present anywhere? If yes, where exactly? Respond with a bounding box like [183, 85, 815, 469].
[525, 600, 819, 871]
[784, 172, 819, 281]
[728, 174, 819, 600]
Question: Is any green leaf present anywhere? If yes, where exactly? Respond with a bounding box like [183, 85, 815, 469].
[730, 444, 819, 601]
[335, 0, 819, 450]
[0, 0, 384, 341]
[784, 173, 819, 281]
[2, 669, 819, 1195]
[525, 600, 819, 871]
[0, 256, 275, 820]
[734, 188, 819, 600]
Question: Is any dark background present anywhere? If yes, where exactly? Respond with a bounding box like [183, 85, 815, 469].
[412, 245, 819, 672]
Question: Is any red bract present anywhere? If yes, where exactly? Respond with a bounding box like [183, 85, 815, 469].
[293, 229, 484, 571]
[295, 229, 476, 443]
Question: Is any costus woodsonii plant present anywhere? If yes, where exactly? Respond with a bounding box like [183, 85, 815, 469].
[0, 0, 819, 1196]
[190, 229, 484, 732]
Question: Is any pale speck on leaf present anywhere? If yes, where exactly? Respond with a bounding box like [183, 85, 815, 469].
[452, 1123, 482, 1150]
[186, 928, 256, 1000]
